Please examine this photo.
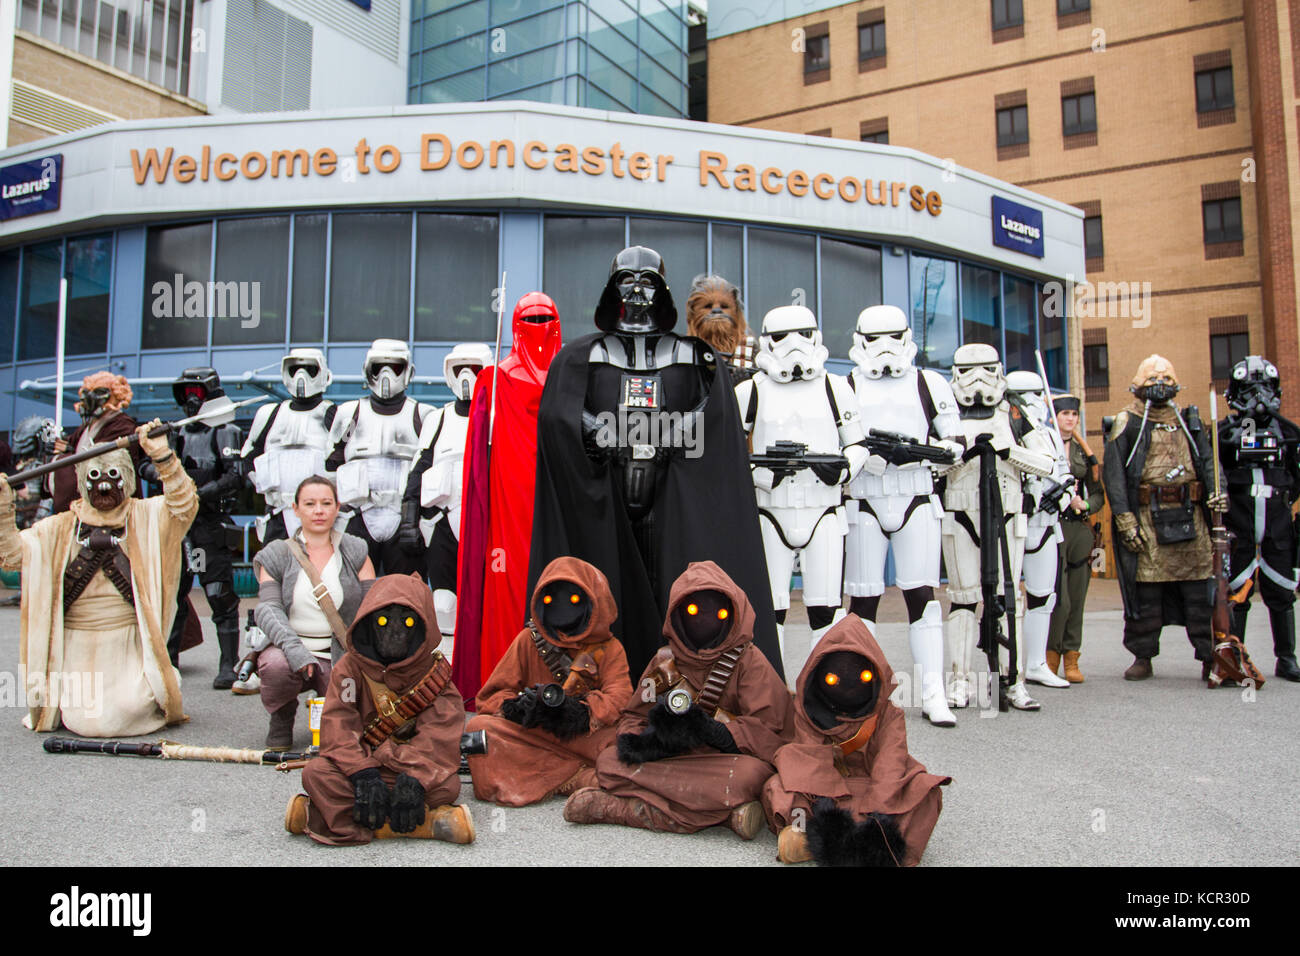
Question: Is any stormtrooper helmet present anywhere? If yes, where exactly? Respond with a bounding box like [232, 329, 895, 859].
[443, 343, 492, 402]
[364, 339, 414, 400]
[850, 305, 917, 378]
[281, 348, 331, 401]
[951, 343, 1006, 408]
[756, 306, 828, 383]
[1006, 370, 1050, 427]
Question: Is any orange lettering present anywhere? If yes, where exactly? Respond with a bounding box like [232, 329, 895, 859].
[865, 180, 887, 205]
[457, 141, 484, 169]
[927, 191, 943, 216]
[656, 154, 674, 181]
[891, 181, 906, 206]
[699, 151, 729, 187]
[421, 133, 451, 170]
[909, 184, 926, 211]
[628, 152, 651, 180]
[838, 176, 861, 202]
[270, 149, 310, 178]
[812, 172, 835, 199]
[554, 144, 580, 172]
[373, 144, 401, 173]
[489, 139, 515, 168]
[523, 141, 548, 169]
[581, 146, 607, 176]
[241, 151, 267, 179]
[214, 153, 237, 181]
[130, 148, 173, 185]
[787, 169, 809, 196]
[314, 148, 337, 176]
[173, 155, 196, 183]
[761, 167, 784, 194]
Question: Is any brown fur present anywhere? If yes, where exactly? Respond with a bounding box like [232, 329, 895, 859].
[74, 372, 133, 416]
[686, 275, 747, 357]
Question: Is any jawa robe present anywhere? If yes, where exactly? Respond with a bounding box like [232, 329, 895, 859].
[302, 573, 465, 846]
[762, 614, 950, 866]
[1, 448, 194, 736]
[467, 557, 633, 805]
[595, 561, 794, 832]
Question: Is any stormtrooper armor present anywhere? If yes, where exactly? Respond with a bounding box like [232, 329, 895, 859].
[1005, 370, 1073, 691]
[940, 345, 1056, 712]
[737, 306, 867, 675]
[328, 340, 435, 575]
[401, 342, 492, 637]
[844, 305, 964, 727]
[242, 348, 337, 543]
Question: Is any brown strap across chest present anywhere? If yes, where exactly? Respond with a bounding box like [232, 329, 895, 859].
[64, 527, 133, 613]
[651, 644, 746, 719]
[360, 651, 452, 748]
[528, 621, 574, 681]
[286, 537, 349, 642]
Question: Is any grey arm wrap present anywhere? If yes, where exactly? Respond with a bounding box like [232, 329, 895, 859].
[255, 579, 316, 672]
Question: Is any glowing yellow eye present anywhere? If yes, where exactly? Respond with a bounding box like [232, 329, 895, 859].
[686, 603, 698, 616]
[717, 608, 729, 621]
[377, 616, 387, 627]
[570, 593, 580, 604]
[860, 670, 874, 683]
[543, 595, 552, 605]
[824, 673, 839, 686]
[405, 617, 415, 628]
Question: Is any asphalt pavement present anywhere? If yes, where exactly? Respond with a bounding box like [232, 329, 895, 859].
[2, 580, 1297, 867]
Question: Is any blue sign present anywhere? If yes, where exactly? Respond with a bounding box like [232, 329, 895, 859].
[991, 195, 1044, 258]
[0, 154, 62, 222]
[346, 0, 370, 9]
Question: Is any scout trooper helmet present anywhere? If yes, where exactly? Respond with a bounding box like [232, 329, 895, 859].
[755, 306, 828, 382]
[851, 305, 917, 379]
[364, 339, 414, 401]
[281, 348, 332, 400]
[951, 343, 1006, 408]
[443, 343, 492, 402]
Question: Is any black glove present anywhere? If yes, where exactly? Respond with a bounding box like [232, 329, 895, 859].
[809, 459, 847, 485]
[397, 500, 423, 555]
[698, 714, 739, 753]
[388, 773, 427, 834]
[500, 686, 542, 727]
[196, 480, 221, 502]
[350, 768, 389, 830]
[533, 694, 591, 741]
[581, 411, 613, 463]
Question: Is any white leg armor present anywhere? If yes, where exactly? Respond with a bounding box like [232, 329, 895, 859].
[759, 513, 797, 618]
[1022, 521, 1069, 689]
[941, 514, 981, 708]
[912, 600, 955, 726]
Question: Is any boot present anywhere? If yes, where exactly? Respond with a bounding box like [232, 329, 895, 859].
[912, 603, 955, 726]
[284, 793, 308, 835]
[563, 787, 676, 832]
[777, 825, 813, 864]
[1063, 650, 1085, 683]
[1124, 657, 1153, 681]
[1024, 599, 1069, 688]
[212, 619, 240, 690]
[231, 671, 261, 696]
[945, 610, 976, 708]
[430, 804, 476, 843]
[1006, 681, 1041, 711]
[1046, 650, 1061, 675]
[265, 701, 295, 751]
[553, 766, 599, 797]
[1269, 607, 1300, 682]
[727, 801, 765, 840]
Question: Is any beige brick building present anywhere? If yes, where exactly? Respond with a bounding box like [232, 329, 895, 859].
[708, 0, 1300, 432]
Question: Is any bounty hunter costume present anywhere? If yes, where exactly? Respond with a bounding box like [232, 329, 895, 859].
[0, 422, 195, 736]
[328, 340, 435, 577]
[1103, 355, 1225, 680]
[843, 305, 965, 728]
[940, 344, 1056, 712]
[1005, 370, 1074, 691]
[1217, 355, 1300, 681]
[49, 373, 145, 514]
[528, 246, 781, 679]
[156, 368, 245, 687]
[735, 305, 867, 671]
[401, 342, 491, 638]
[242, 349, 338, 544]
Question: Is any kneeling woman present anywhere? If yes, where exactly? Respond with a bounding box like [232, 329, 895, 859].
[467, 556, 632, 805]
[252, 476, 374, 750]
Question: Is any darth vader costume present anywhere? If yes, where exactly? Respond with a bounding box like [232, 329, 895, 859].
[527, 246, 782, 679]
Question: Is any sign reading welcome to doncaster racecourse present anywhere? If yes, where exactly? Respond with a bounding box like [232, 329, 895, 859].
[0, 154, 62, 221]
[126, 133, 947, 219]
[991, 195, 1045, 258]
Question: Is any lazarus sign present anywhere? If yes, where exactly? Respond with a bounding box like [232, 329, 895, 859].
[0, 154, 62, 222]
[991, 195, 1044, 258]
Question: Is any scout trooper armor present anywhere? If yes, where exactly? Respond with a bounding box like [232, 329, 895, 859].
[242, 348, 338, 543]
[1005, 370, 1073, 691]
[328, 339, 436, 574]
[844, 305, 964, 727]
[737, 306, 867, 672]
[401, 342, 492, 636]
[941, 344, 1056, 712]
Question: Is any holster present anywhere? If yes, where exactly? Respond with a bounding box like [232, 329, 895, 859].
[360, 652, 452, 748]
[647, 646, 742, 724]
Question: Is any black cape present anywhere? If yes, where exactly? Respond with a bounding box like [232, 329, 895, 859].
[528, 331, 783, 679]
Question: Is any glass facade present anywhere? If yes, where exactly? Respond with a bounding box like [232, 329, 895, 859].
[410, 0, 689, 118]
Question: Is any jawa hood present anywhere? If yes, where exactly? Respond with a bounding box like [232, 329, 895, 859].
[528, 556, 618, 650]
[345, 572, 442, 690]
[662, 560, 756, 666]
[793, 614, 893, 745]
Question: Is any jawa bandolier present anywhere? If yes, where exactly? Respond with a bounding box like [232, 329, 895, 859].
[153, 367, 246, 687]
[1103, 355, 1227, 680]
[1216, 355, 1300, 681]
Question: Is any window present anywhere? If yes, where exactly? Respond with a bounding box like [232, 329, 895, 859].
[0, 250, 17, 364]
[1058, 0, 1089, 14]
[64, 234, 113, 356]
[860, 118, 889, 143]
[992, 0, 1024, 29]
[1084, 215, 1104, 260]
[328, 212, 412, 342]
[860, 129, 889, 144]
[414, 213, 500, 341]
[143, 222, 211, 349]
[1002, 275, 1036, 372]
[805, 33, 829, 73]
[1203, 197, 1243, 245]
[858, 21, 885, 61]
[1062, 92, 1096, 136]
[1211, 332, 1249, 380]
[960, 265, 1002, 350]
[910, 255, 957, 370]
[629, 218, 708, 288]
[543, 216, 625, 330]
[711, 224, 743, 292]
[212, 216, 288, 346]
[820, 238, 882, 360]
[1083, 342, 1108, 389]
[1196, 66, 1234, 113]
[748, 228, 817, 320]
[997, 105, 1029, 146]
[291, 214, 327, 341]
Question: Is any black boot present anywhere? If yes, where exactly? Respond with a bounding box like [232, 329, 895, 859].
[266, 702, 296, 751]
[212, 619, 240, 690]
[1270, 606, 1300, 682]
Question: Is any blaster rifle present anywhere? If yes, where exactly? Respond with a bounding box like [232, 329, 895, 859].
[866, 428, 956, 466]
[963, 436, 1016, 712]
[750, 440, 849, 485]
[1034, 475, 1077, 516]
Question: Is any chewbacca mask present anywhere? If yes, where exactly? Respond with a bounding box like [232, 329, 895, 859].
[686, 275, 747, 357]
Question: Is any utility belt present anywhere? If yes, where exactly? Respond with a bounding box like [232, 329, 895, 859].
[647, 644, 744, 723]
[527, 622, 609, 698]
[360, 651, 452, 748]
[64, 526, 134, 613]
[1137, 481, 1203, 506]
